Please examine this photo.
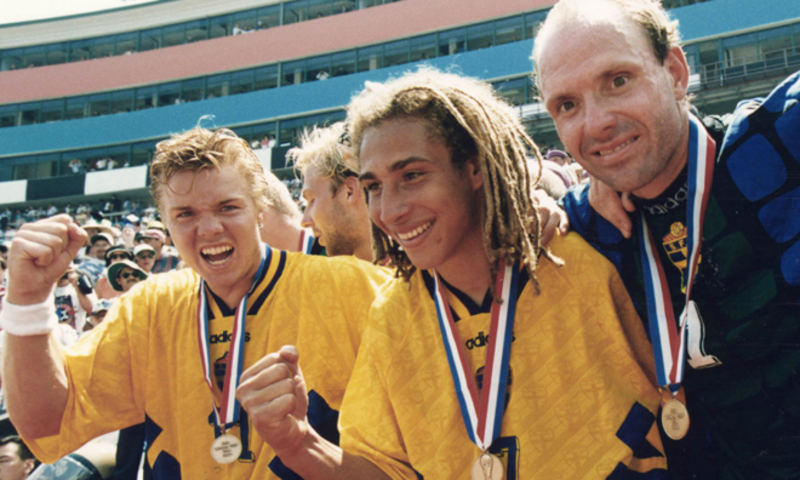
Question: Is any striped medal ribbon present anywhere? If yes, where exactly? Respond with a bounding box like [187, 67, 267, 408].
[197, 243, 270, 462]
[298, 228, 316, 255]
[638, 115, 715, 440]
[432, 260, 520, 475]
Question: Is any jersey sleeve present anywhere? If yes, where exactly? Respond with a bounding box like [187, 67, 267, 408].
[24, 284, 152, 462]
[338, 293, 419, 480]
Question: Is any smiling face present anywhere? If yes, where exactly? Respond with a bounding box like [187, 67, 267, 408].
[537, 11, 690, 198]
[359, 117, 485, 276]
[161, 163, 263, 307]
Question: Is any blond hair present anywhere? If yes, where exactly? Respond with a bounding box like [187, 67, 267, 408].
[348, 68, 551, 294]
[288, 121, 357, 194]
[150, 127, 270, 214]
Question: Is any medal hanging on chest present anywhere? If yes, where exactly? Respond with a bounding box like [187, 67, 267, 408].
[197, 244, 270, 463]
[638, 115, 715, 440]
[432, 261, 520, 479]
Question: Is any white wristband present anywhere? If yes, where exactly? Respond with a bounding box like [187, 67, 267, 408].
[0, 295, 57, 336]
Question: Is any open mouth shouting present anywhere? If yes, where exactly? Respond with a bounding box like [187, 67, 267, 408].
[201, 245, 234, 265]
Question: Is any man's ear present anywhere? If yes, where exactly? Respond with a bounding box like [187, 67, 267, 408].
[664, 45, 690, 101]
[341, 176, 364, 203]
[467, 158, 484, 191]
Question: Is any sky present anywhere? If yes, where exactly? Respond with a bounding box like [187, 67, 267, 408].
[0, 0, 157, 25]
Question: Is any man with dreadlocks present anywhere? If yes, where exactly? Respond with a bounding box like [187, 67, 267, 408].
[236, 68, 667, 479]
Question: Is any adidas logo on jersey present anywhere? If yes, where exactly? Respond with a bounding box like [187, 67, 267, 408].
[209, 330, 251, 344]
[465, 331, 515, 350]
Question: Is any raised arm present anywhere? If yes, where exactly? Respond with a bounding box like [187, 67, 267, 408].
[237, 346, 392, 480]
[1, 214, 88, 439]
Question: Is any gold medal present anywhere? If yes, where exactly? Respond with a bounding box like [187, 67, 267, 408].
[661, 397, 690, 440]
[210, 433, 242, 464]
[470, 452, 503, 480]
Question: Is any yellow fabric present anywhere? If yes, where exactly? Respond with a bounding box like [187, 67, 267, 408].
[340, 233, 666, 479]
[26, 249, 389, 479]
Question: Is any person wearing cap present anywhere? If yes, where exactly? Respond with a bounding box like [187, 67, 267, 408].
[107, 260, 147, 293]
[139, 228, 179, 274]
[133, 244, 156, 274]
[76, 233, 113, 285]
[95, 246, 134, 300]
[542, 149, 580, 190]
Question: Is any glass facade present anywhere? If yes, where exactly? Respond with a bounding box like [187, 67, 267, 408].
[0, 0, 397, 70]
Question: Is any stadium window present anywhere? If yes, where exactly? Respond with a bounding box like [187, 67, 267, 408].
[181, 78, 205, 102]
[384, 39, 409, 67]
[20, 104, 39, 125]
[157, 83, 180, 106]
[65, 97, 87, 120]
[307, 0, 332, 19]
[162, 25, 185, 47]
[110, 91, 134, 114]
[88, 93, 111, 116]
[45, 43, 67, 65]
[330, 51, 356, 77]
[134, 86, 157, 110]
[207, 74, 228, 97]
[209, 16, 231, 38]
[305, 56, 331, 82]
[132, 141, 156, 166]
[523, 11, 546, 39]
[494, 77, 527, 106]
[115, 33, 137, 55]
[284, 0, 305, 24]
[230, 70, 255, 94]
[282, 60, 305, 86]
[185, 20, 208, 43]
[140, 28, 161, 51]
[23, 46, 47, 67]
[335, 0, 357, 13]
[722, 33, 758, 67]
[92, 38, 114, 59]
[1, 50, 23, 70]
[254, 65, 279, 90]
[466, 23, 494, 51]
[495, 17, 524, 45]
[41, 99, 64, 123]
[257, 5, 281, 29]
[409, 34, 436, 62]
[438, 29, 466, 56]
[0, 105, 17, 128]
[759, 26, 793, 61]
[357, 45, 382, 71]
[69, 39, 92, 62]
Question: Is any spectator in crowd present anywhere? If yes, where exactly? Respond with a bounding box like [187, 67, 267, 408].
[95, 246, 134, 299]
[84, 298, 113, 333]
[54, 264, 95, 335]
[288, 122, 372, 260]
[533, 0, 800, 477]
[133, 244, 156, 274]
[237, 68, 665, 478]
[0, 435, 36, 480]
[76, 233, 112, 284]
[138, 227, 179, 273]
[0, 126, 389, 479]
[107, 260, 147, 293]
[542, 149, 580, 189]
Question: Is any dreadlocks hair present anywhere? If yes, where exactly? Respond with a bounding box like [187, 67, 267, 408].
[347, 67, 556, 296]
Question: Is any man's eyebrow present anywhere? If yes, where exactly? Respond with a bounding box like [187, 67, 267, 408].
[359, 157, 425, 181]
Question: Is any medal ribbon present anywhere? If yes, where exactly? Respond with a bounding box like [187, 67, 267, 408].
[432, 261, 520, 451]
[197, 243, 270, 430]
[298, 229, 316, 255]
[638, 115, 716, 393]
